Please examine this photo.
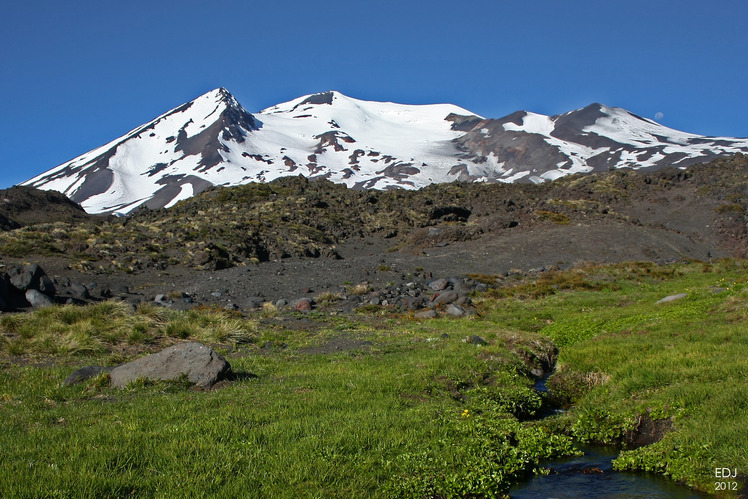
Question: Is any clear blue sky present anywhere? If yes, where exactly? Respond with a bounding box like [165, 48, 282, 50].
[2, 0, 746, 188]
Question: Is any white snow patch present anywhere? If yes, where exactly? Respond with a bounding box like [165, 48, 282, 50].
[164, 183, 194, 208]
[503, 112, 555, 136]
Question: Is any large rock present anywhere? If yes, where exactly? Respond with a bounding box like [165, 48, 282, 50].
[8, 264, 55, 295]
[110, 342, 231, 389]
[25, 289, 53, 308]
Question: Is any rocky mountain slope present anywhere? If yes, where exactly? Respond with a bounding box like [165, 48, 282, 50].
[21, 89, 748, 214]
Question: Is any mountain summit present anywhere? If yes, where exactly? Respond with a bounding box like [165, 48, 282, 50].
[22, 89, 748, 214]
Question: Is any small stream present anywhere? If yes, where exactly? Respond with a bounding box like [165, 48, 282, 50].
[507, 373, 707, 498]
[508, 444, 706, 498]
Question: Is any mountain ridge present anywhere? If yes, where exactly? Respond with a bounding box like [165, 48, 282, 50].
[21, 88, 748, 214]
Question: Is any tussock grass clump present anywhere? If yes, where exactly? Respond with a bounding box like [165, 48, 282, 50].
[487, 268, 608, 300]
[0, 302, 259, 357]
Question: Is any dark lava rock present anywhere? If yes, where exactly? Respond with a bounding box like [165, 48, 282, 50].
[69, 283, 90, 300]
[467, 335, 488, 345]
[109, 342, 231, 389]
[0, 274, 10, 309]
[9, 264, 47, 293]
[242, 297, 265, 309]
[63, 366, 113, 386]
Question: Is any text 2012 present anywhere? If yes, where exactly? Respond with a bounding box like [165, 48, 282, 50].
[715, 468, 738, 492]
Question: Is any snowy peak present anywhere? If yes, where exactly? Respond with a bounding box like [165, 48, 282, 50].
[21, 89, 748, 214]
[23, 88, 261, 214]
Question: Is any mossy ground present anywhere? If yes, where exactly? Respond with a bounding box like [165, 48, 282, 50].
[0, 259, 746, 497]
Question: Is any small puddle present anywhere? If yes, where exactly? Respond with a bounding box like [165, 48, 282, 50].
[509, 444, 706, 498]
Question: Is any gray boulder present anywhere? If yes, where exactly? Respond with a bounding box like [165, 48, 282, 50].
[446, 304, 465, 316]
[9, 264, 55, 295]
[414, 309, 438, 319]
[25, 289, 53, 308]
[110, 342, 231, 389]
[69, 283, 90, 300]
[429, 278, 449, 291]
[433, 290, 460, 305]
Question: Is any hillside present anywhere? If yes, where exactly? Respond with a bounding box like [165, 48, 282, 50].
[0, 186, 95, 229]
[0, 154, 745, 312]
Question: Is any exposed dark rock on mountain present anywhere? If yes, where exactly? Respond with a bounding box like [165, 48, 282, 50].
[21, 89, 748, 214]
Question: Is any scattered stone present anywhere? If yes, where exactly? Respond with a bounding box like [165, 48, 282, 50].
[655, 293, 688, 305]
[429, 278, 449, 291]
[69, 283, 90, 300]
[415, 309, 437, 319]
[446, 304, 465, 316]
[242, 297, 265, 309]
[25, 289, 53, 308]
[294, 298, 312, 312]
[433, 290, 459, 305]
[63, 366, 113, 386]
[467, 335, 488, 346]
[275, 299, 288, 308]
[109, 342, 231, 389]
[55, 276, 71, 287]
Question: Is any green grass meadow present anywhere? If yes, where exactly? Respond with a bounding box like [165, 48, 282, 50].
[0, 260, 746, 497]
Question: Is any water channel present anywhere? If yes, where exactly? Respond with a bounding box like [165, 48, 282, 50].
[507, 373, 708, 498]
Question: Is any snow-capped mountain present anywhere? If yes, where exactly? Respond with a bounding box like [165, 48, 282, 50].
[22, 88, 748, 214]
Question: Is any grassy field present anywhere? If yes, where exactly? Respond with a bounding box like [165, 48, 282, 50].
[0, 259, 745, 497]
